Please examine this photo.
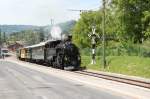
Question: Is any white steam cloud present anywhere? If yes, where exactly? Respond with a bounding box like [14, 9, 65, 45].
[50, 26, 62, 39]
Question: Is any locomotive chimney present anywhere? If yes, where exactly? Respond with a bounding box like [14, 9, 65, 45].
[67, 34, 72, 42]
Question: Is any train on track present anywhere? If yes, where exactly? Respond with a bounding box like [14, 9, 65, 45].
[17, 35, 81, 70]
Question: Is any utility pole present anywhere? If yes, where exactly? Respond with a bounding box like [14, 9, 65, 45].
[0, 28, 2, 47]
[0, 28, 2, 58]
[50, 19, 54, 26]
[102, 0, 106, 68]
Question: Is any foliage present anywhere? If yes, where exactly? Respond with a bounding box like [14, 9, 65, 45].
[0, 25, 40, 35]
[72, 0, 150, 48]
[8, 29, 44, 45]
[80, 40, 150, 57]
[72, 11, 103, 48]
[142, 11, 150, 38]
[112, 0, 150, 43]
[0, 31, 7, 45]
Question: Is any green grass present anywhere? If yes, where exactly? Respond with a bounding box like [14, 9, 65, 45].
[81, 56, 150, 79]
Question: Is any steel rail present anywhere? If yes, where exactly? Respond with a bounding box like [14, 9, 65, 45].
[74, 70, 150, 89]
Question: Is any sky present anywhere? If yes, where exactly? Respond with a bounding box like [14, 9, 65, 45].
[0, 0, 101, 26]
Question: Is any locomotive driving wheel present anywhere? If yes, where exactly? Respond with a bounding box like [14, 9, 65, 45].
[56, 51, 64, 69]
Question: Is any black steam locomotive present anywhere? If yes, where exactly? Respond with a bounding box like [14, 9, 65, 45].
[17, 35, 81, 70]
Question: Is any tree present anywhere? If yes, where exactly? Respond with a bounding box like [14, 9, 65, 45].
[3, 32, 6, 43]
[72, 9, 118, 48]
[142, 11, 150, 38]
[111, 0, 150, 43]
[72, 0, 150, 48]
[72, 11, 103, 48]
[8, 30, 41, 45]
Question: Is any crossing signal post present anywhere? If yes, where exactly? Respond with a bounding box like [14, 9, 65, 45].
[88, 26, 99, 64]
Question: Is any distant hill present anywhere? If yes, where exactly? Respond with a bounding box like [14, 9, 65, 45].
[0, 25, 40, 35]
[5, 20, 77, 46]
[0, 20, 76, 36]
[58, 20, 76, 34]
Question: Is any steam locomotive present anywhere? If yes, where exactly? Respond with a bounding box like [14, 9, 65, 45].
[17, 35, 81, 70]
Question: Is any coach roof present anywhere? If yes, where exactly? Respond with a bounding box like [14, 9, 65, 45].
[24, 39, 60, 48]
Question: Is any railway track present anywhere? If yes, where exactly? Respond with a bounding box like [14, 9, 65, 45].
[74, 70, 150, 89]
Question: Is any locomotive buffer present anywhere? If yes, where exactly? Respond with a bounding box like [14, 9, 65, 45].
[88, 26, 99, 64]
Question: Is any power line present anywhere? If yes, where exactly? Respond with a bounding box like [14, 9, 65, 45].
[68, 9, 93, 13]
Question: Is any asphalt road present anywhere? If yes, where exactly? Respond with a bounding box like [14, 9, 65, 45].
[0, 61, 131, 99]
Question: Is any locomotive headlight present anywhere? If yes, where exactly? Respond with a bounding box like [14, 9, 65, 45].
[64, 56, 68, 61]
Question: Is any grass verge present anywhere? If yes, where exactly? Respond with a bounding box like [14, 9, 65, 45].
[81, 56, 150, 79]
